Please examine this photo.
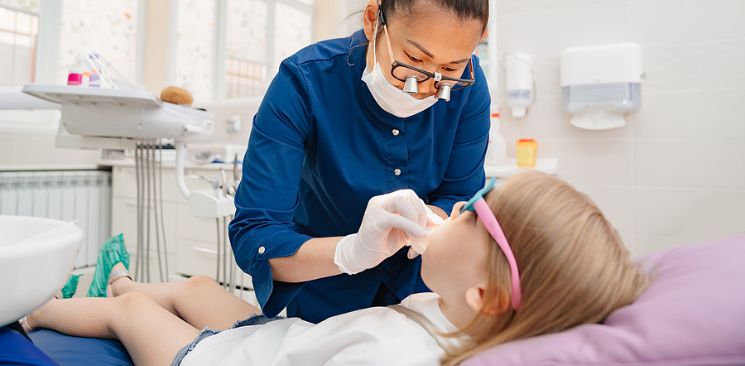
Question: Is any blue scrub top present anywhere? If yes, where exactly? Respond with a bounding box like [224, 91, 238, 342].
[229, 29, 490, 323]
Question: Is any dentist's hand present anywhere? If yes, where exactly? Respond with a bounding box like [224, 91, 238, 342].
[407, 207, 445, 259]
[334, 189, 436, 275]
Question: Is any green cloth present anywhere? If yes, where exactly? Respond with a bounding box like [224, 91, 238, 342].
[60, 274, 81, 299]
[87, 233, 130, 298]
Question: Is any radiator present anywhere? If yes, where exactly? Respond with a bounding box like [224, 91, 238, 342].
[0, 170, 112, 268]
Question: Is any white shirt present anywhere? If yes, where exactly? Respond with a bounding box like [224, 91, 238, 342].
[180, 292, 462, 366]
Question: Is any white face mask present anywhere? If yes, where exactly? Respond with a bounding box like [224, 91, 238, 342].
[361, 21, 437, 118]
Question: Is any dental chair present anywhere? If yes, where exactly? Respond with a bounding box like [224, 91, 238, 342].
[17, 235, 745, 366]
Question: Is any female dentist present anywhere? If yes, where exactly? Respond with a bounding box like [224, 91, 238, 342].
[229, 0, 491, 323]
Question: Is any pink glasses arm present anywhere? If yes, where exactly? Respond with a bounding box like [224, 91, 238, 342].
[472, 199, 522, 311]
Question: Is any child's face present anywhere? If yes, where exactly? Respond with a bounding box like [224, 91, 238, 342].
[420, 201, 490, 307]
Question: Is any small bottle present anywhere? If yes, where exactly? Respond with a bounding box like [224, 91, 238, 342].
[485, 82, 506, 166]
[516, 138, 538, 168]
[486, 110, 506, 165]
[67, 55, 89, 86]
[88, 67, 101, 87]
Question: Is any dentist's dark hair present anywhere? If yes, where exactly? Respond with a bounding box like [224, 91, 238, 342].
[380, 0, 489, 32]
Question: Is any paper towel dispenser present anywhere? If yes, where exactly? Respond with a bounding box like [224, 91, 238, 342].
[560, 43, 643, 130]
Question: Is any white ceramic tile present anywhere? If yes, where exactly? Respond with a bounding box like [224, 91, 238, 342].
[632, 89, 745, 141]
[632, 188, 745, 238]
[629, 234, 693, 258]
[576, 185, 634, 233]
[500, 96, 634, 141]
[544, 139, 633, 186]
[641, 39, 745, 92]
[630, 231, 743, 259]
[634, 141, 745, 190]
[497, 0, 622, 15]
[497, 1, 630, 50]
[628, 0, 745, 44]
[497, 1, 629, 97]
[496, 53, 563, 98]
[493, 0, 745, 250]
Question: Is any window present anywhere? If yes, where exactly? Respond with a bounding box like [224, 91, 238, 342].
[174, 0, 314, 102]
[174, 0, 215, 103]
[272, 2, 312, 77]
[58, 0, 140, 84]
[0, 0, 39, 86]
[1, 0, 140, 87]
[0, 0, 142, 133]
[224, 0, 267, 99]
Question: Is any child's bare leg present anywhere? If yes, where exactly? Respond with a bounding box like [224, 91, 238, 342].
[111, 267, 259, 330]
[28, 293, 199, 366]
[109, 263, 180, 314]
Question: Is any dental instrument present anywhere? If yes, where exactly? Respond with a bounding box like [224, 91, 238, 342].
[191, 169, 240, 293]
[21, 84, 243, 290]
[133, 140, 169, 282]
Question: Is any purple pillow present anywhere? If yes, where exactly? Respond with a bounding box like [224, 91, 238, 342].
[463, 235, 745, 366]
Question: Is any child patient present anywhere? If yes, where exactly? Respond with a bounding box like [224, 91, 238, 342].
[23, 171, 648, 366]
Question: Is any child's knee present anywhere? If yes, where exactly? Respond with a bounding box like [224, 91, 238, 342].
[185, 275, 218, 291]
[115, 291, 156, 311]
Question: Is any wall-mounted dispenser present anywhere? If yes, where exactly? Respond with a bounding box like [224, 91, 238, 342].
[505, 53, 534, 118]
[560, 43, 643, 130]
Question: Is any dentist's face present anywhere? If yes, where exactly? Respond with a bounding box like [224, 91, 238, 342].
[362, 0, 484, 100]
[420, 201, 490, 301]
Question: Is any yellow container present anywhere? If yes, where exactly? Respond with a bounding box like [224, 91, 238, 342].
[516, 138, 537, 168]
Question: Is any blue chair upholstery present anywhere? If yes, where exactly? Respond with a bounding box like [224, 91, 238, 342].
[28, 329, 133, 366]
[0, 325, 58, 366]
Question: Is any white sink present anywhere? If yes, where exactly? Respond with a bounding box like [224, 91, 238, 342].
[0, 215, 83, 327]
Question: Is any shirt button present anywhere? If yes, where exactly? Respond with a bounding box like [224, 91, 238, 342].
[258, 246, 266, 254]
[392, 129, 400, 136]
[394, 168, 402, 176]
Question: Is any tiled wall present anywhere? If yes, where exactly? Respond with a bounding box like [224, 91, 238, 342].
[496, 0, 745, 256]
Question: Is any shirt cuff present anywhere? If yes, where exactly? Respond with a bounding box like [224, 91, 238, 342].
[249, 231, 312, 317]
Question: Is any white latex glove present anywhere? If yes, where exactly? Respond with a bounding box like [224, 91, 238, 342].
[334, 189, 437, 275]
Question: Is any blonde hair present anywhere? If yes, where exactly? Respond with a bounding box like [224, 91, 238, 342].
[442, 171, 648, 365]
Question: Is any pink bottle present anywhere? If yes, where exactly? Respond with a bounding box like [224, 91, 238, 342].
[67, 55, 87, 86]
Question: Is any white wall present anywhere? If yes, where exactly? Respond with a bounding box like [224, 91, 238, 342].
[0, 132, 100, 168]
[312, 0, 366, 41]
[495, 0, 745, 256]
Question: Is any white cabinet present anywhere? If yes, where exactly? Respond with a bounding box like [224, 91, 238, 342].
[109, 162, 257, 307]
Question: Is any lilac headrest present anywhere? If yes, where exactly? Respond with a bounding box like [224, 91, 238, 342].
[463, 235, 745, 366]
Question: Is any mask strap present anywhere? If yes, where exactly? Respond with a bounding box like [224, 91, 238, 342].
[370, 7, 395, 71]
[370, 12, 379, 67]
[382, 24, 395, 65]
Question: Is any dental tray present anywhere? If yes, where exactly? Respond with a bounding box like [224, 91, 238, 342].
[22, 84, 214, 142]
